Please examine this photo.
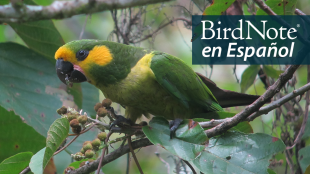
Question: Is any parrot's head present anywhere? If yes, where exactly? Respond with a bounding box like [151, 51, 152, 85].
[55, 40, 115, 86]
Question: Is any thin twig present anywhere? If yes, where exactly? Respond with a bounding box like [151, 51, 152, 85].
[19, 167, 30, 174]
[54, 135, 80, 156]
[96, 131, 112, 174]
[246, 82, 310, 121]
[132, 17, 191, 43]
[79, 15, 90, 40]
[128, 136, 144, 174]
[287, 65, 310, 149]
[126, 153, 130, 174]
[295, 9, 310, 25]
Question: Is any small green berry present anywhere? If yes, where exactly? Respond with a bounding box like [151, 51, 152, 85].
[85, 150, 95, 158]
[92, 138, 101, 147]
[67, 113, 78, 121]
[97, 132, 107, 141]
[78, 115, 88, 124]
[83, 142, 93, 151]
[74, 152, 84, 161]
[80, 148, 85, 154]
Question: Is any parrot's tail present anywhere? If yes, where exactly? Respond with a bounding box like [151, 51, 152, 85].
[196, 73, 271, 108]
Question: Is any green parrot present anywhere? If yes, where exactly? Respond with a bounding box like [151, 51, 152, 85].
[55, 39, 260, 136]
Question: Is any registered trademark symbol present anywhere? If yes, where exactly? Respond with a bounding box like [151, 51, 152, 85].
[297, 24, 300, 27]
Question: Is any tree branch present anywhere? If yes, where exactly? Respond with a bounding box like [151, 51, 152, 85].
[205, 46, 310, 138]
[70, 138, 152, 174]
[0, 0, 173, 23]
[246, 82, 310, 121]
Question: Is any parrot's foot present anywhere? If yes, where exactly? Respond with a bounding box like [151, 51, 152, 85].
[110, 115, 134, 129]
[169, 118, 183, 139]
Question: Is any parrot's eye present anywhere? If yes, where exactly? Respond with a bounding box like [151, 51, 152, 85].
[76, 50, 89, 61]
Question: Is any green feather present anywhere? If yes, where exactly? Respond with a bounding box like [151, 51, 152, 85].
[150, 51, 223, 112]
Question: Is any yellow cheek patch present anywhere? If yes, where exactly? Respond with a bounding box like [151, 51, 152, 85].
[54, 46, 76, 63]
[81, 45, 113, 67]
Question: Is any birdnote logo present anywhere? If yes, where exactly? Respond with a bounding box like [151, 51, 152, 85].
[191, 15, 310, 65]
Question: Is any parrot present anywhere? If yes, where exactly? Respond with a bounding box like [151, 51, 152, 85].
[55, 39, 261, 137]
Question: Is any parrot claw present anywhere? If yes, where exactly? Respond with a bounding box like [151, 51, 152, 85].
[109, 115, 134, 130]
[169, 118, 183, 139]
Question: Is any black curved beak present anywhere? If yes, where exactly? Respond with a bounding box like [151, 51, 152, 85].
[56, 58, 87, 85]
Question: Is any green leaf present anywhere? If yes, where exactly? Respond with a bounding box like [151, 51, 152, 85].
[44, 118, 69, 169]
[298, 146, 310, 173]
[0, 0, 9, 5]
[0, 152, 33, 174]
[29, 148, 45, 174]
[9, 21, 64, 62]
[267, 169, 277, 174]
[30, 118, 69, 174]
[256, 0, 297, 15]
[203, 0, 236, 15]
[0, 42, 72, 137]
[32, 0, 53, 6]
[143, 117, 207, 161]
[263, 65, 283, 79]
[0, 105, 45, 163]
[240, 65, 260, 93]
[193, 132, 286, 174]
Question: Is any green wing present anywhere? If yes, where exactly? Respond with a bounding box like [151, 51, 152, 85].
[150, 51, 223, 112]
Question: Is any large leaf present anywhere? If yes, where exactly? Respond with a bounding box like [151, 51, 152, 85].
[299, 146, 310, 173]
[143, 117, 207, 161]
[0, 152, 33, 174]
[0, 105, 45, 162]
[30, 118, 69, 174]
[0, 42, 74, 137]
[193, 132, 286, 174]
[9, 21, 64, 62]
[240, 65, 260, 93]
[9, 4, 84, 112]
